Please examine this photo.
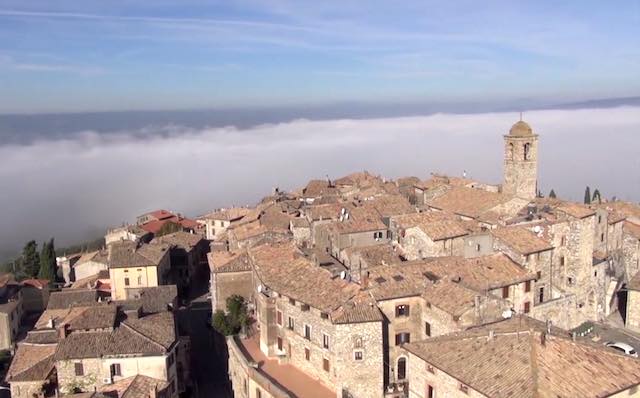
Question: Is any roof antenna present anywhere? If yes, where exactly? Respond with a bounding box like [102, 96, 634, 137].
[519, 111, 523, 121]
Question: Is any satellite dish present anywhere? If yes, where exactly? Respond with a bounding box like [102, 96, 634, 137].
[501, 309, 513, 319]
[340, 271, 347, 280]
[257, 284, 263, 293]
[533, 226, 541, 233]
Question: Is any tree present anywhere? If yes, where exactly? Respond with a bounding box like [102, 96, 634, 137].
[21, 241, 40, 278]
[584, 186, 591, 205]
[211, 295, 250, 336]
[549, 189, 557, 199]
[156, 221, 183, 237]
[38, 238, 57, 283]
[592, 189, 602, 204]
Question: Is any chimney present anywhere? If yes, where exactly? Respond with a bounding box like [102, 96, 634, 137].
[487, 330, 495, 341]
[58, 323, 69, 340]
[571, 331, 577, 342]
[546, 320, 552, 334]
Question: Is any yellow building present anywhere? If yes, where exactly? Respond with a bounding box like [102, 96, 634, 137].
[107, 240, 171, 300]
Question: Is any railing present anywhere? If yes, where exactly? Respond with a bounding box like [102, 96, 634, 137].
[385, 381, 409, 397]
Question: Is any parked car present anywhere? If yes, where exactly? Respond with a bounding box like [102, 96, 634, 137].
[604, 341, 638, 357]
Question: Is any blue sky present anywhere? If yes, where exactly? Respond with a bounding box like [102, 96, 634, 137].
[0, 0, 639, 113]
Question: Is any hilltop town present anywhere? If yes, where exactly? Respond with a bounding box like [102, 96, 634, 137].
[3, 120, 640, 398]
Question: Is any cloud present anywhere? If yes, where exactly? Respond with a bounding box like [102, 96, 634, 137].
[0, 54, 105, 75]
[0, 106, 639, 257]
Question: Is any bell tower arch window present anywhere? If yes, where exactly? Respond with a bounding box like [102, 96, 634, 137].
[524, 142, 531, 160]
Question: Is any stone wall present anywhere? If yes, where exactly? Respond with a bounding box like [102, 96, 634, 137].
[10, 381, 46, 398]
[332, 230, 388, 257]
[463, 233, 494, 259]
[75, 260, 108, 281]
[623, 233, 640, 280]
[56, 352, 176, 396]
[531, 293, 579, 330]
[626, 290, 640, 333]
[502, 134, 538, 200]
[398, 228, 464, 260]
[211, 270, 253, 312]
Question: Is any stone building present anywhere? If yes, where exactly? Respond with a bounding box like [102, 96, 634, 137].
[0, 273, 24, 350]
[402, 316, 640, 398]
[200, 207, 250, 240]
[208, 250, 252, 312]
[107, 240, 171, 300]
[5, 330, 57, 398]
[502, 120, 538, 200]
[73, 250, 109, 282]
[389, 211, 472, 260]
[339, 244, 403, 282]
[626, 273, 640, 332]
[225, 242, 385, 398]
[326, 206, 389, 258]
[20, 279, 50, 313]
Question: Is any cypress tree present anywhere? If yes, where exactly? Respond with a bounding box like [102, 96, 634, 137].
[38, 238, 56, 282]
[21, 241, 40, 278]
[592, 189, 602, 204]
[549, 189, 557, 199]
[584, 186, 591, 204]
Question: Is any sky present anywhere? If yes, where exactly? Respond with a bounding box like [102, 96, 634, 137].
[1, 106, 639, 259]
[0, 0, 639, 113]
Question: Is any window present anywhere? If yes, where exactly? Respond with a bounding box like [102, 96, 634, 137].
[289, 298, 296, 305]
[395, 333, 410, 346]
[277, 337, 283, 351]
[536, 271, 542, 280]
[561, 236, 566, 246]
[426, 364, 435, 374]
[287, 316, 294, 330]
[425, 321, 432, 337]
[395, 304, 410, 317]
[301, 304, 310, 312]
[594, 271, 598, 277]
[354, 337, 363, 348]
[354, 351, 363, 361]
[74, 362, 84, 376]
[476, 243, 481, 252]
[502, 286, 509, 298]
[137, 275, 142, 285]
[323, 358, 330, 372]
[560, 256, 565, 266]
[508, 143, 514, 160]
[598, 215, 602, 224]
[524, 302, 531, 314]
[459, 383, 469, 394]
[397, 357, 407, 380]
[305, 347, 310, 361]
[110, 363, 121, 377]
[600, 233, 605, 242]
[525, 280, 531, 292]
[427, 385, 435, 398]
[538, 287, 545, 303]
[323, 333, 330, 349]
[304, 324, 311, 340]
[568, 277, 574, 285]
[524, 142, 531, 160]
[244, 379, 248, 395]
[124, 277, 130, 286]
[256, 388, 262, 398]
[321, 312, 329, 319]
[276, 310, 283, 326]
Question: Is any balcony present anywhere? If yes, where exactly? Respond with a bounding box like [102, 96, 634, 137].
[230, 335, 334, 398]
[385, 381, 408, 398]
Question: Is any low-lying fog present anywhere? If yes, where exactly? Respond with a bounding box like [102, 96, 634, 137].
[1, 106, 638, 258]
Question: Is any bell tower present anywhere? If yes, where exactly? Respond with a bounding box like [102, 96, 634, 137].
[503, 120, 538, 199]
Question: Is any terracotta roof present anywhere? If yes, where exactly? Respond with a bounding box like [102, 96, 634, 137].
[47, 289, 98, 309]
[121, 285, 178, 314]
[55, 312, 175, 360]
[341, 244, 403, 267]
[392, 211, 470, 241]
[208, 251, 251, 273]
[334, 171, 378, 187]
[23, 329, 59, 344]
[36, 304, 116, 331]
[202, 207, 250, 221]
[259, 205, 297, 230]
[362, 194, 415, 218]
[107, 240, 170, 269]
[98, 374, 169, 398]
[290, 217, 310, 228]
[556, 202, 596, 219]
[606, 201, 640, 223]
[152, 230, 203, 250]
[302, 179, 338, 198]
[249, 243, 360, 314]
[625, 221, 640, 240]
[139, 215, 199, 234]
[422, 280, 481, 316]
[404, 322, 640, 398]
[144, 210, 174, 220]
[368, 254, 534, 300]
[305, 203, 344, 221]
[76, 250, 108, 267]
[70, 270, 110, 290]
[6, 342, 56, 382]
[426, 186, 511, 219]
[491, 226, 554, 254]
[330, 291, 383, 324]
[331, 206, 387, 234]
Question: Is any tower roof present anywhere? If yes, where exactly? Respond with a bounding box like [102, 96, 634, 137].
[509, 120, 534, 136]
